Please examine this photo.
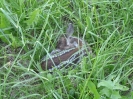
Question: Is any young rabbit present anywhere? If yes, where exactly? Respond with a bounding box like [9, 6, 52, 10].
[55, 23, 79, 50]
[41, 23, 92, 71]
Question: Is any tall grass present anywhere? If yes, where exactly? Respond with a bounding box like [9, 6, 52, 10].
[0, 0, 133, 99]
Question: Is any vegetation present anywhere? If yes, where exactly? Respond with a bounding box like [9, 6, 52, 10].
[0, 0, 133, 99]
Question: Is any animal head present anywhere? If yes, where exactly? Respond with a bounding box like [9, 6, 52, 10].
[56, 23, 84, 50]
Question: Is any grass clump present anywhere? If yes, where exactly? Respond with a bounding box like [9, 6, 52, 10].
[0, 0, 133, 99]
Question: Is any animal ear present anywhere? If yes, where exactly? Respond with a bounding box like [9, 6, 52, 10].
[66, 23, 74, 38]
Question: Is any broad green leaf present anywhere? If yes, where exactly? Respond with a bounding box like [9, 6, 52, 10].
[47, 73, 52, 81]
[88, 81, 100, 99]
[9, 34, 22, 48]
[0, 12, 10, 29]
[99, 88, 111, 97]
[113, 83, 129, 91]
[0, 8, 18, 28]
[0, 30, 11, 43]
[98, 80, 129, 91]
[98, 80, 113, 90]
[111, 91, 121, 99]
[26, 8, 40, 26]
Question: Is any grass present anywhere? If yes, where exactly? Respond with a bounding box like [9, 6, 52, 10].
[0, 0, 133, 99]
